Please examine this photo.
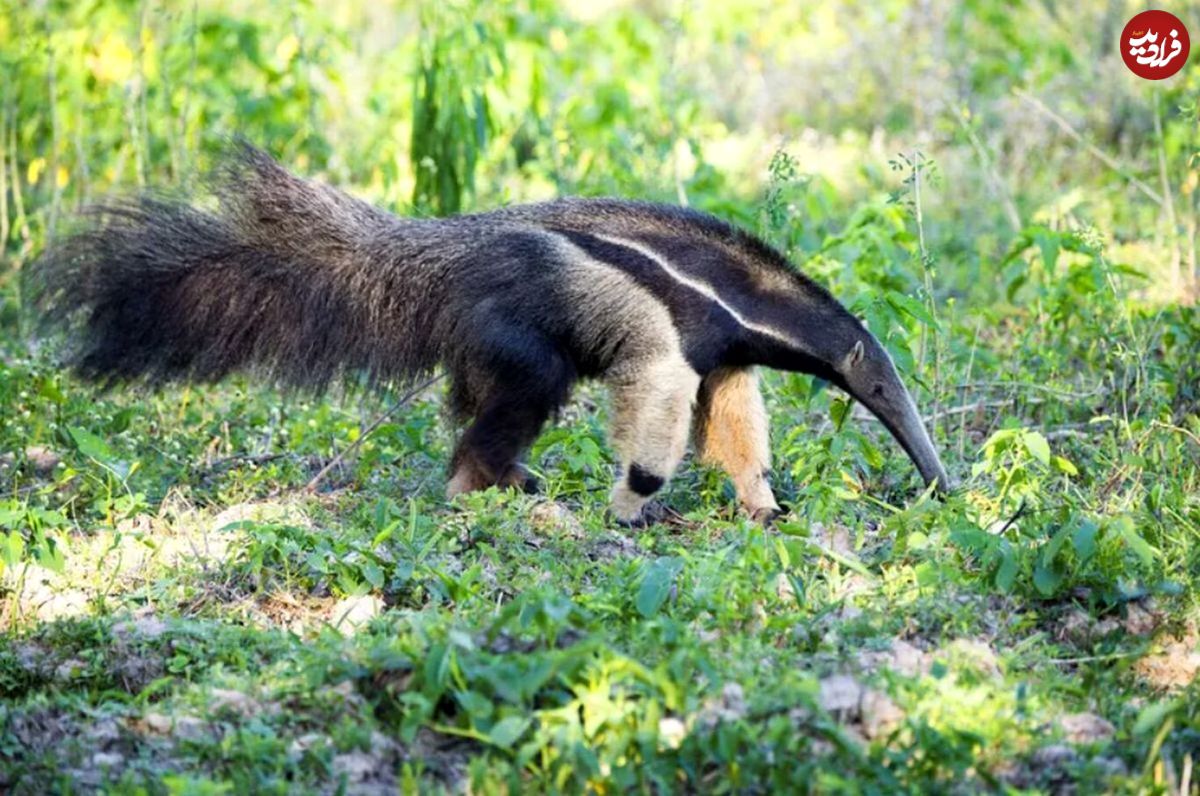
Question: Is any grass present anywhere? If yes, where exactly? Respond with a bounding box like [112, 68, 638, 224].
[0, 12, 1197, 782]
[0, 320, 1198, 793]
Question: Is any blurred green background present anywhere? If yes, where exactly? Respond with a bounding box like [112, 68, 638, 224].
[1, 0, 1197, 304]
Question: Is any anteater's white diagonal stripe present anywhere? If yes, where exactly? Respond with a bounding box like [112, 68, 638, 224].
[591, 234, 811, 356]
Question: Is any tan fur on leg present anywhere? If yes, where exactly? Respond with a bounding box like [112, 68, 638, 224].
[447, 458, 535, 497]
[608, 353, 701, 523]
[446, 455, 491, 498]
[694, 367, 780, 519]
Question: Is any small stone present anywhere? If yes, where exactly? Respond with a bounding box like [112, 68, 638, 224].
[289, 732, 327, 756]
[332, 751, 380, 783]
[945, 638, 1002, 679]
[1056, 610, 1094, 642]
[1060, 712, 1115, 744]
[174, 716, 207, 742]
[142, 712, 173, 735]
[775, 572, 795, 602]
[112, 614, 169, 642]
[818, 674, 863, 714]
[369, 730, 399, 754]
[838, 602, 863, 621]
[697, 681, 748, 727]
[1032, 744, 1077, 767]
[14, 644, 46, 676]
[209, 688, 260, 716]
[860, 689, 904, 739]
[888, 640, 926, 676]
[528, 501, 585, 538]
[1134, 641, 1200, 689]
[24, 446, 60, 475]
[329, 595, 384, 634]
[86, 718, 121, 745]
[54, 658, 86, 681]
[331, 680, 358, 699]
[91, 751, 124, 768]
[720, 682, 746, 719]
[1123, 601, 1160, 637]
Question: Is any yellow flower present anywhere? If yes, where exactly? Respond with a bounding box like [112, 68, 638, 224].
[88, 34, 134, 84]
[275, 34, 299, 66]
[26, 157, 45, 186]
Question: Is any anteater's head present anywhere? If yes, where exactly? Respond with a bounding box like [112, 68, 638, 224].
[831, 332, 952, 495]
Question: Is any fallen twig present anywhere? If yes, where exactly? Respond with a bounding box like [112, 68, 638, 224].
[304, 373, 444, 493]
[1045, 418, 1115, 441]
[1013, 88, 1165, 206]
[953, 380, 1104, 401]
[993, 499, 1028, 537]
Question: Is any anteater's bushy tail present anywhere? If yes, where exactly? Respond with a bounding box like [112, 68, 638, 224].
[27, 143, 440, 390]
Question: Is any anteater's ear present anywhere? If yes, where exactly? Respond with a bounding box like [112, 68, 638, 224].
[843, 339, 865, 370]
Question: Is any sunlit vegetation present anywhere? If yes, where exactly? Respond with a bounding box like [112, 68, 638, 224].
[1, 0, 1197, 792]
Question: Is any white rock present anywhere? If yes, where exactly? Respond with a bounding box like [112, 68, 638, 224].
[1060, 712, 1115, 744]
[142, 712, 173, 734]
[860, 689, 905, 739]
[92, 751, 124, 768]
[818, 674, 863, 714]
[330, 595, 384, 634]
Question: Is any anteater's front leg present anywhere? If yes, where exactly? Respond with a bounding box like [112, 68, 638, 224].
[693, 367, 781, 523]
[608, 355, 701, 525]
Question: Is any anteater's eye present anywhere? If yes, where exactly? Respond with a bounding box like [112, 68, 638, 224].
[872, 383, 885, 397]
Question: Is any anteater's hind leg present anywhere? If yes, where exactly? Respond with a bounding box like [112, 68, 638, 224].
[446, 328, 574, 498]
[693, 367, 781, 523]
[607, 353, 701, 525]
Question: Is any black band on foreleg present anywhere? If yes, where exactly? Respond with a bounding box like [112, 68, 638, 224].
[628, 463, 664, 496]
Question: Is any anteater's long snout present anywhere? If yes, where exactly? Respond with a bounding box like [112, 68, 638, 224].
[856, 379, 953, 495]
[890, 389, 953, 495]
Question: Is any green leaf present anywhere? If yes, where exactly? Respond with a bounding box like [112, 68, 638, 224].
[1132, 699, 1177, 736]
[1052, 455, 1077, 475]
[1071, 519, 1098, 561]
[1043, 525, 1071, 560]
[1, 531, 25, 569]
[34, 533, 65, 574]
[885, 290, 940, 331]
[1032, 558, 1062, 596]
[361, 561, 384, 590]
[774, 536, 791, 570]
[1022, 431, 1051, 466]
[995, 544, 1018, 591]
[1033, 229, 1061, 275]
[636, 556, 684, 618]
[829, 396, 851, 429]
[1116, 519, 1157, 567]
[488, 716, 531, 747]
[0, 507, 23, 529]
[69, 426, 115, 463]
[455, 690, 494, 720]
